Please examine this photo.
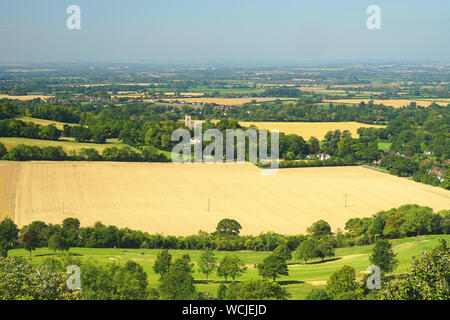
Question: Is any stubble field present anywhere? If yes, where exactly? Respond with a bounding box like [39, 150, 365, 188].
[4, 161, 449, 235]
[238, 121, 385, 139]
[324, 99, 449, 108]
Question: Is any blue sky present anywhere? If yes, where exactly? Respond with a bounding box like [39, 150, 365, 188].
[0, 0, 449, 63]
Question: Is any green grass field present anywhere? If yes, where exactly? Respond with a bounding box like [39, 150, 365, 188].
[14, 117, 76, 130]
[378, 141, 392, 150]
[8, 234, 449, 299]
[0, 137, 129, 153]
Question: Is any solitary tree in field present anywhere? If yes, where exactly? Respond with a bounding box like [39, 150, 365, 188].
[48, 234, 68, 255]
[217, 255, 247, 283]
[198, 250, 217, 280]
[23, 229, 39, 257]
[153, 250, 172, 279]
[257, 254, 289, 281]
[215, 219, 242, 236]
[369, 239, 398, 274]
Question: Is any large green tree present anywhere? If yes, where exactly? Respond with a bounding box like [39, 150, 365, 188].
[369, 239, 398, 274]
[198, 250, 217, 280]
[295, 238, 318, 263]
[48, 234, 69, 255]
[217, 255, 247, 283]
[159, 255, 196, 300]
[215, 219, 242, 236]
[0, 218, 19, 257]
[326, 265, 359, 299]
[22, 228, 39, 257]
[316, 237, 335, 262]
[257, 254, 289, 281]
[272, 243, 292, 261]
[308, 220, 332, 237]
[153, 250, 172, 279]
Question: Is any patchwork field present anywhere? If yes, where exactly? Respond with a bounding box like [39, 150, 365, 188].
[3, 161, 448, 235]
[238, 121, 385, 140]
[324, 99, 449, 108]
[159, 97, 296, 105]
[0, 94, 52, 100]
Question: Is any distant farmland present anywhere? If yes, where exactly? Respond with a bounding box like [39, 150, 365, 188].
[324, 99, 449, 108]
[239, 121, 385, 140]
[0, 94, 52, 101]
[4, 161, 449, 235]
[159, 97, 296, 105]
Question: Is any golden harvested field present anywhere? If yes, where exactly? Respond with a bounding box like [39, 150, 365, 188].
[0, 162, 20, 220]
[238, 121, 385, 140]
[0, 94, 52, 101]
[160, 97, 296, 105]
[3, 161, 448, 235]
[324, 99, 449, 108]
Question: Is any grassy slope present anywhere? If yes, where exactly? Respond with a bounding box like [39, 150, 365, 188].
[0, 137, 128, 153]
[14, 117, 76, 130]
[8, 234, 449, 300]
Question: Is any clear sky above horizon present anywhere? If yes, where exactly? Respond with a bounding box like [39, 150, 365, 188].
[0, 0, 449, 64]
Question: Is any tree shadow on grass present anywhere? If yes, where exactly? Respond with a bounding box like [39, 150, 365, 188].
[288, 257, 341, 266]
[194, 280, 242, 285]
[34, 252, 83, 257]
[278, 280, 304, 285]
[306, 257, 341, 264]
[34, 253, 58, 257]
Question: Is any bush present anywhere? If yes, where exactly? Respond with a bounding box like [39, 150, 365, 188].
[0, 257, 80, 300]
[306, 288, 330, 300]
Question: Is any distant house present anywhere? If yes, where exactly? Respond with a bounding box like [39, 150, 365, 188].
[428, 167, 446, 182]
[317, 153, 331, 161]
[421, 158, 431, 163]
[423, 150, 433, 155]
[307, 153, 331, 161]
[375, 157, 384, 165]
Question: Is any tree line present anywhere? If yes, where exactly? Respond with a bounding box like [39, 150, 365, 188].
[1, 205, 447, 259]
[0, 142, 168, 162]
